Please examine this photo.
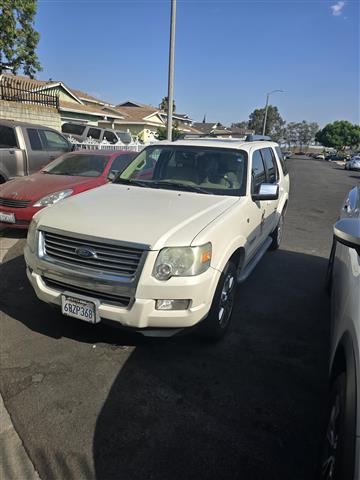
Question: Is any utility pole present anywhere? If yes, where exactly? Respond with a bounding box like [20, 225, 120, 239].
[166, 0, 176, 141]
[262, 89, 284, 136]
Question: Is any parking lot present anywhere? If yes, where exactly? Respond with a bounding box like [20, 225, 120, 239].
[0, 157, 359, 480]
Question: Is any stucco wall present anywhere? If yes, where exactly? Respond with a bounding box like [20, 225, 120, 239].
[0, 100, 62, 131]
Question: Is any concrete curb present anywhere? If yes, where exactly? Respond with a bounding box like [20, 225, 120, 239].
[0, 394, 41, 480]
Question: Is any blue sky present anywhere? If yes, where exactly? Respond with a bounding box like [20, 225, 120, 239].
[35, 0, 359, 126]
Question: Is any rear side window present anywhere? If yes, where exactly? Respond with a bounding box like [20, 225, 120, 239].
[40, 130, 69, 151]
[27, 128, 43, 151]
[275, 146, 288, 175]
[251, 150, 266, 194]
[0, 126, 17, 148]
[261, 148, 278, 183]
[87, 128, 101, 140]
[103, 130, 118, 144]
[61, 123, 86, 135]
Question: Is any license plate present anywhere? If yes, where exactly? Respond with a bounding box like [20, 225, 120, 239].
[61, 292, 100, 324]
[0, 211, 15, 223]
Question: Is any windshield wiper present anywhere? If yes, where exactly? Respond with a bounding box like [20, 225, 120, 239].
[150, 181, 210, 194]
[113, 178, 151, 188]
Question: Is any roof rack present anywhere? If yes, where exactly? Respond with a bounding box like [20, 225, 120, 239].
[245, 134, 272, 142]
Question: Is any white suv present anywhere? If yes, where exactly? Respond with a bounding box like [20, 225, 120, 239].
[24, 138, 290, 339]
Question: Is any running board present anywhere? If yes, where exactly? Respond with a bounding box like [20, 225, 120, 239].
[238, 237, 272, 283]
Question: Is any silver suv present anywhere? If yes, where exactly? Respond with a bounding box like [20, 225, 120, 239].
[61, 123, 132, 145]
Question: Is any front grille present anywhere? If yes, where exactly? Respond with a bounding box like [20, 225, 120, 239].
[0, 197, 31, 208]
[43, 231, 144, 276]
[42, 277, 131, 307]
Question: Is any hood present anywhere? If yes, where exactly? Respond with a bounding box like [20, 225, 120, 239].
[36, 184, 239, 250]
[0, 173, 101, 202]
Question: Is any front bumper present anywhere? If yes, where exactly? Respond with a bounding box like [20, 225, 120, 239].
[24, 246, 221, 331]
[0, 205, 41, 229]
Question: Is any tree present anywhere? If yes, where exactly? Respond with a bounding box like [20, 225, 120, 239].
[283, 121, 319, 149]
[315, 121, 360, 150]
[297, 121, 320, 149]
[156, 124, 182, 141]
[248, 105, 285, 141]
[159, 96, 176, 113]
[0, 0, 41, 78]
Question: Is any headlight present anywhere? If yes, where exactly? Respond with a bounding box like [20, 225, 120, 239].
[27, 219, 38, 252]
[153, 243, 212, 281]
[33, 189, 73, 207]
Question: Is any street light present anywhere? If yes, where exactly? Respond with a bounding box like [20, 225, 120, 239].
[166, 0, 176, 141]
[262, 89, 284, 136]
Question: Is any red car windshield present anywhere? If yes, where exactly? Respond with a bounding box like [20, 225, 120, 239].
[43, 154, 109, 177]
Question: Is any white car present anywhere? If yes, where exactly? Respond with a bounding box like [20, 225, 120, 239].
[345, 156, 360, 171]
[24, 138, 290, 339]
[321, 186, 360, 479]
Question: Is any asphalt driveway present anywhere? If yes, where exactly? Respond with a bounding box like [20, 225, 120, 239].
[0, 158, 359, 480]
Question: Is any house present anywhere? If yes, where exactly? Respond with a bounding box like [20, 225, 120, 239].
[114, 101, 201, 142]
[0, 74, 201, 141]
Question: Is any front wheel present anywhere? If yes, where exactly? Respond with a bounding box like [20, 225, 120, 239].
[319, 372, 356, 480]
[199, 261, 237, 341]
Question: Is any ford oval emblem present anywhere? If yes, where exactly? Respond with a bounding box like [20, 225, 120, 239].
[75, 247, 97, 259]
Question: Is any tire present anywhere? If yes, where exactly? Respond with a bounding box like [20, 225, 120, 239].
[0, 175, 6, 184]
[325, 240, 336, 294]
[270, 213, 284, 250]
[319, 372, 356, 480]
[199, 261, 237, 341]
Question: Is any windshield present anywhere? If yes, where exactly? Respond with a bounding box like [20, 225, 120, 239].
[43, 153, 109, 177]
[116, 145, 248, 196]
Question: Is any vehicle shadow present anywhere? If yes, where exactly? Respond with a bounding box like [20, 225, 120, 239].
[0, 248, 330, 480]
[91, 249, 330, 480]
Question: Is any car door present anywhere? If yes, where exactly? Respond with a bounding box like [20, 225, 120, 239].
[24, 127, 51, 174]
[260, 147, 280, 237]
[248, 148, 268, 257]
[0, 125, 25, 179]
[39, 129, 71, 166]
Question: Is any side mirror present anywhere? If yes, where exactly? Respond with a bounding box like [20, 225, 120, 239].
[252, 183, 279, 202]
[108, 171, 118, 181]
[334, 218, 360, 255]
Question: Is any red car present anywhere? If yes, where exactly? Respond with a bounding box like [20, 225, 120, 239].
[0, 150, 137, 229]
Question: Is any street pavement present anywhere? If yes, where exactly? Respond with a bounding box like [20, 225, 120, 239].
[0, 158, 359, 480]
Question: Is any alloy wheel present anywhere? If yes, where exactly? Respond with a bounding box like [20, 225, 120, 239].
[218, 273, 235, 328]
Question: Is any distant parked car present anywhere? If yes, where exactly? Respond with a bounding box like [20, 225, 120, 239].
[315, 153, 325, 160]
[61, 123, 132, 145]
[0, 150, 136, 229]
[0, 120, 72, 184]
[344, 156, 360, 171]
[320, 186, 360, 480]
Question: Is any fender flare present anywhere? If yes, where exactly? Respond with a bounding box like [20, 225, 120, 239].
[214, 236, 247, 273]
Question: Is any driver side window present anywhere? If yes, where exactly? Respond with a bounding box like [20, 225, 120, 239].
[251, 150, 266, 194]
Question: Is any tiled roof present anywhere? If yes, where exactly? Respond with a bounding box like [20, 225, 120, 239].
[59, 101, 123, 118]
[114, 105, 160, 122]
